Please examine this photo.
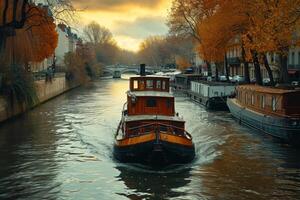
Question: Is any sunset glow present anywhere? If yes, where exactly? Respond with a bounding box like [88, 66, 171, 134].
[73, 0, 172, 52]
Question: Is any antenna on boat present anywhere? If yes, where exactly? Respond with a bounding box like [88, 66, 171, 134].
[140, 64, 146, 76]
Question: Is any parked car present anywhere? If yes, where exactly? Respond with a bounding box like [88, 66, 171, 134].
[292, 81, 299, 86]
[231, 75, 245, 83]
[251, 78, 256, 83]
[263, 78, 271, 86]
[219, 75, 232, 82]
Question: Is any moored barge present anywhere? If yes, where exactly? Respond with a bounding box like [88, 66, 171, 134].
[227, 85, 300, 145]
[114, 72, 195, 166]
[189, 81, 235, 110]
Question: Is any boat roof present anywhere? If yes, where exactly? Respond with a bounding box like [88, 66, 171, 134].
[124, 115, 185, 122]
[237, 85, 300, 94]
[192, 80, 234, 86]
[127, 91, 174, 98]
[130, 75, 170, 79]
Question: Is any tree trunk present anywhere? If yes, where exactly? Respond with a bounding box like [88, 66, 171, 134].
[224, 54, 230, 82]
[279, 54, 289, 84]
[215, 63, 219, 81]
[241, 44, 250, 83]
[251, 50, 263, 85]
[206, 61, 212, 77]
[262, 54, 275, 86]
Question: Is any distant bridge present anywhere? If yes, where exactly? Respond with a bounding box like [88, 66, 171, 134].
[102, 65, 161, 78]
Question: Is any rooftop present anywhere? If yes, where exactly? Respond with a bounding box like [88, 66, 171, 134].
[127, 91, 173, 98]
[192, 80, 235, 86]
[237, 85, 300, 94]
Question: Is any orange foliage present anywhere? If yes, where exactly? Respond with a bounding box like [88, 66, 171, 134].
[1, 3, 58, 64]
[195, 0, 300, 62]
[176, 56, 191, 71]
[25, 5, 58, 62]
[242, 0, 300, 56]
[197, 0, 249, 62]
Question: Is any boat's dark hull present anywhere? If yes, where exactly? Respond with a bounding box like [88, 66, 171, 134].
[114, 140, 195, 167]
[227, 98, 300, 145]
[188, 91, 229, 110]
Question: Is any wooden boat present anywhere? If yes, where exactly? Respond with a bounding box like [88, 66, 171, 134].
[114, 75, 195, 166]
[227, 85, 300, 145]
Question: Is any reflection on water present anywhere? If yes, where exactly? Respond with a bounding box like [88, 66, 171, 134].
[0, 77, 300, 199]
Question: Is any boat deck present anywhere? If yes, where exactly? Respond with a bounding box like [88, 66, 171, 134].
[124, 114, 184, 122]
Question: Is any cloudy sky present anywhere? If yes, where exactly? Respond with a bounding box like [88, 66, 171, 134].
[72, 0, 172, 52]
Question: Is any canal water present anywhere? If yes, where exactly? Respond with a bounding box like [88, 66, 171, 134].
[0, 77, 300, 200]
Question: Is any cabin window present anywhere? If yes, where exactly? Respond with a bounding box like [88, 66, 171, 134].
[272, 96, 277, 111]
[166, 99, 171, 108]
[261, 95, 265, 109]
[133, 80, 138, 89]
[162, 81, 166, 90]
[139, 80, 145, 89]
[146, 98, 157, 107]
[146, 80, 153, 89]
[251, 94, 255, 105]
[156, 80, 161, 89]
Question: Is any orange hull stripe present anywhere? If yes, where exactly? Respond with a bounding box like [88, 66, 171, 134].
[115, 132, 193, 147]
[116, 133, 156, 147]
[160, 133, 193, 146]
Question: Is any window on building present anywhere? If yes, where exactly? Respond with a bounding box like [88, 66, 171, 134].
[156, 80, 161, 89]
[291, 52, 295, 66]
[133, 80, 138, 89]
[146, 98, 157, 107]
[272, 96, 277, 111]
[146, 80, 153, 89]
[251, 94, 255, 105]
[245, 92, 248, 104]
[261, 95, 265, 109]
[162, 81, 166, 90]
[139, 80, 145, 89]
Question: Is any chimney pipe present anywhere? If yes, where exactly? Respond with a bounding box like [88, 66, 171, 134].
[140, 64, 146, 76]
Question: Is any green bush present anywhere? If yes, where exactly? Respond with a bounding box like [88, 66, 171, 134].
[0, 64, 38, 108]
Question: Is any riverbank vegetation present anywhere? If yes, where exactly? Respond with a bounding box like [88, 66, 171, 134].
[0, 1, 77, 108]
[0, 1, 59, 107]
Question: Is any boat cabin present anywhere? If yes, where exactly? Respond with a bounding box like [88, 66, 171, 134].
[124, 76, 185, 136]
[191, 81, 235, 98]
[174, 74, 203, 91]
[236, 85, 300, 117]
[127, 76, 174, 116]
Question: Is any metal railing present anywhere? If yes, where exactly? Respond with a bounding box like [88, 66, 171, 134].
[116, 122, 192, 140]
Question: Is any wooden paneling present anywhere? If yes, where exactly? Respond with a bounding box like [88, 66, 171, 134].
[127, 96, 175, 116]
[236, 85, 300, 117]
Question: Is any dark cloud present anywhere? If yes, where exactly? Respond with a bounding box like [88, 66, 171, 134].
[113, 17, 168, 39]
[72, 0, 163, 10]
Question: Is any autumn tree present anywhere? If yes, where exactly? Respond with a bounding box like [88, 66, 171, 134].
[168, 0, 220, 76]
[243, 0, 300, 84]
[138, 35, 194, 68]
[83, 22, 114, 45]
[196, 0, 250, 82]
[1, 4, 58, 65]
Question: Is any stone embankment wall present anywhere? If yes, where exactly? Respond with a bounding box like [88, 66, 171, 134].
[0, 74, 78, 123]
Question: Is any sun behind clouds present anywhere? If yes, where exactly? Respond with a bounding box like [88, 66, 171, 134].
[73, 0, 172, 52]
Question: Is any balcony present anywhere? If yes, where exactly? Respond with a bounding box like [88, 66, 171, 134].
[288, 64, 300, 69]
[227, 57, 241, 65]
